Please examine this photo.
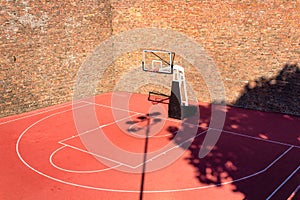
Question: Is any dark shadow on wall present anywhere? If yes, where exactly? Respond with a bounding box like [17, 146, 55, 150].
[166, 64, 300, 199]
[234, 63, 300, 116]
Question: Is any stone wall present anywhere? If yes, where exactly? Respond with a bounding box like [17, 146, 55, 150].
[1, 0, 299, 117]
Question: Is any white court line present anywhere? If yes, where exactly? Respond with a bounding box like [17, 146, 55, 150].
[53, 143, 293, 192]
[57, 102, 299, 170]
[0, 101, 85, 126]
[138, 130, 204, 165]
[57, 112, 142, 169]
[87, 101, 299, 148]
[127, 129, 173, 138]
[127, 119, 173, 138]
[3, 95, 298, 150]
[58, 126, 292, 171]
[59, 126, 207, 169]
[49, 145, 122, 173]
[266, 165, 300, 200]
[59, 112, 141, 143]
[83, 100, 194, 125]
[141, 145, 294, 193]
[60, 100, 199, 143]
[62, 99, 206, 169]
[132, 129, 207, 169]
[212, 128, 300, 148]
[288, 185, 300, 200]
[58, 143, 134, 168]
[16, 102, 296, 193]
[83, 100, 141, 114]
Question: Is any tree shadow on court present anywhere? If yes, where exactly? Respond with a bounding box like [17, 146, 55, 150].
[126, 112, 162, 133]
[167, 63, 300, 199]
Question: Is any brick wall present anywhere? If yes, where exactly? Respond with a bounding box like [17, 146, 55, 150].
[1, 0, 299, 117]
[1, 0, 112, 117]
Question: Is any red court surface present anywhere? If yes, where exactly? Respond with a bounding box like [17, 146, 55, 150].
[1, 92, 299, 200]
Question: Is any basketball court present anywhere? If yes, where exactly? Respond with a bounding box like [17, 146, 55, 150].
[0, 91, 299, 200]
[1, 49, 300, 200]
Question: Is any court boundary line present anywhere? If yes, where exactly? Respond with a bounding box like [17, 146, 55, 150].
[127, 121, 173, 138]
[266, 165, 300, 200]
[287, 185, 300, 200]
[66, 101, 299, 169]
[86, 101, 299, 148]
[17, 114, 295, 194]
[3, 95, 298, 150]
[0, 101, 85, 126]
[56, 114, 294, 172]
[82, 101, 187, 124]
[14, 97, 300, 193]
[83, 100, 141, 114]
[58, 142, 134, 168]
[140, 146, 294, 193]
[58, 113, 141, 143]
[214, 129, 299, 148]
[59, 127, 208, 169]
[58, 112, 142, 168]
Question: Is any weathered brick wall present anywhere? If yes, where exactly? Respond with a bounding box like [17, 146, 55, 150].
[1, 0, 299, 117]
[1, 0, 112, 117]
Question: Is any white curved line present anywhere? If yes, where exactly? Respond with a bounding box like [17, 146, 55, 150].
[49, 145, 121, 173]
[59, 130, 207, 169]
[0, 101, 85, 125]
[16, 103, 295, 193]
[57, 142, 133, 168]
[59, 113, 140, 143]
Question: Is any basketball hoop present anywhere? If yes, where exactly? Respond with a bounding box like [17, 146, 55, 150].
[142, 50, 174, 74]
[142, 50, 189, 119]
